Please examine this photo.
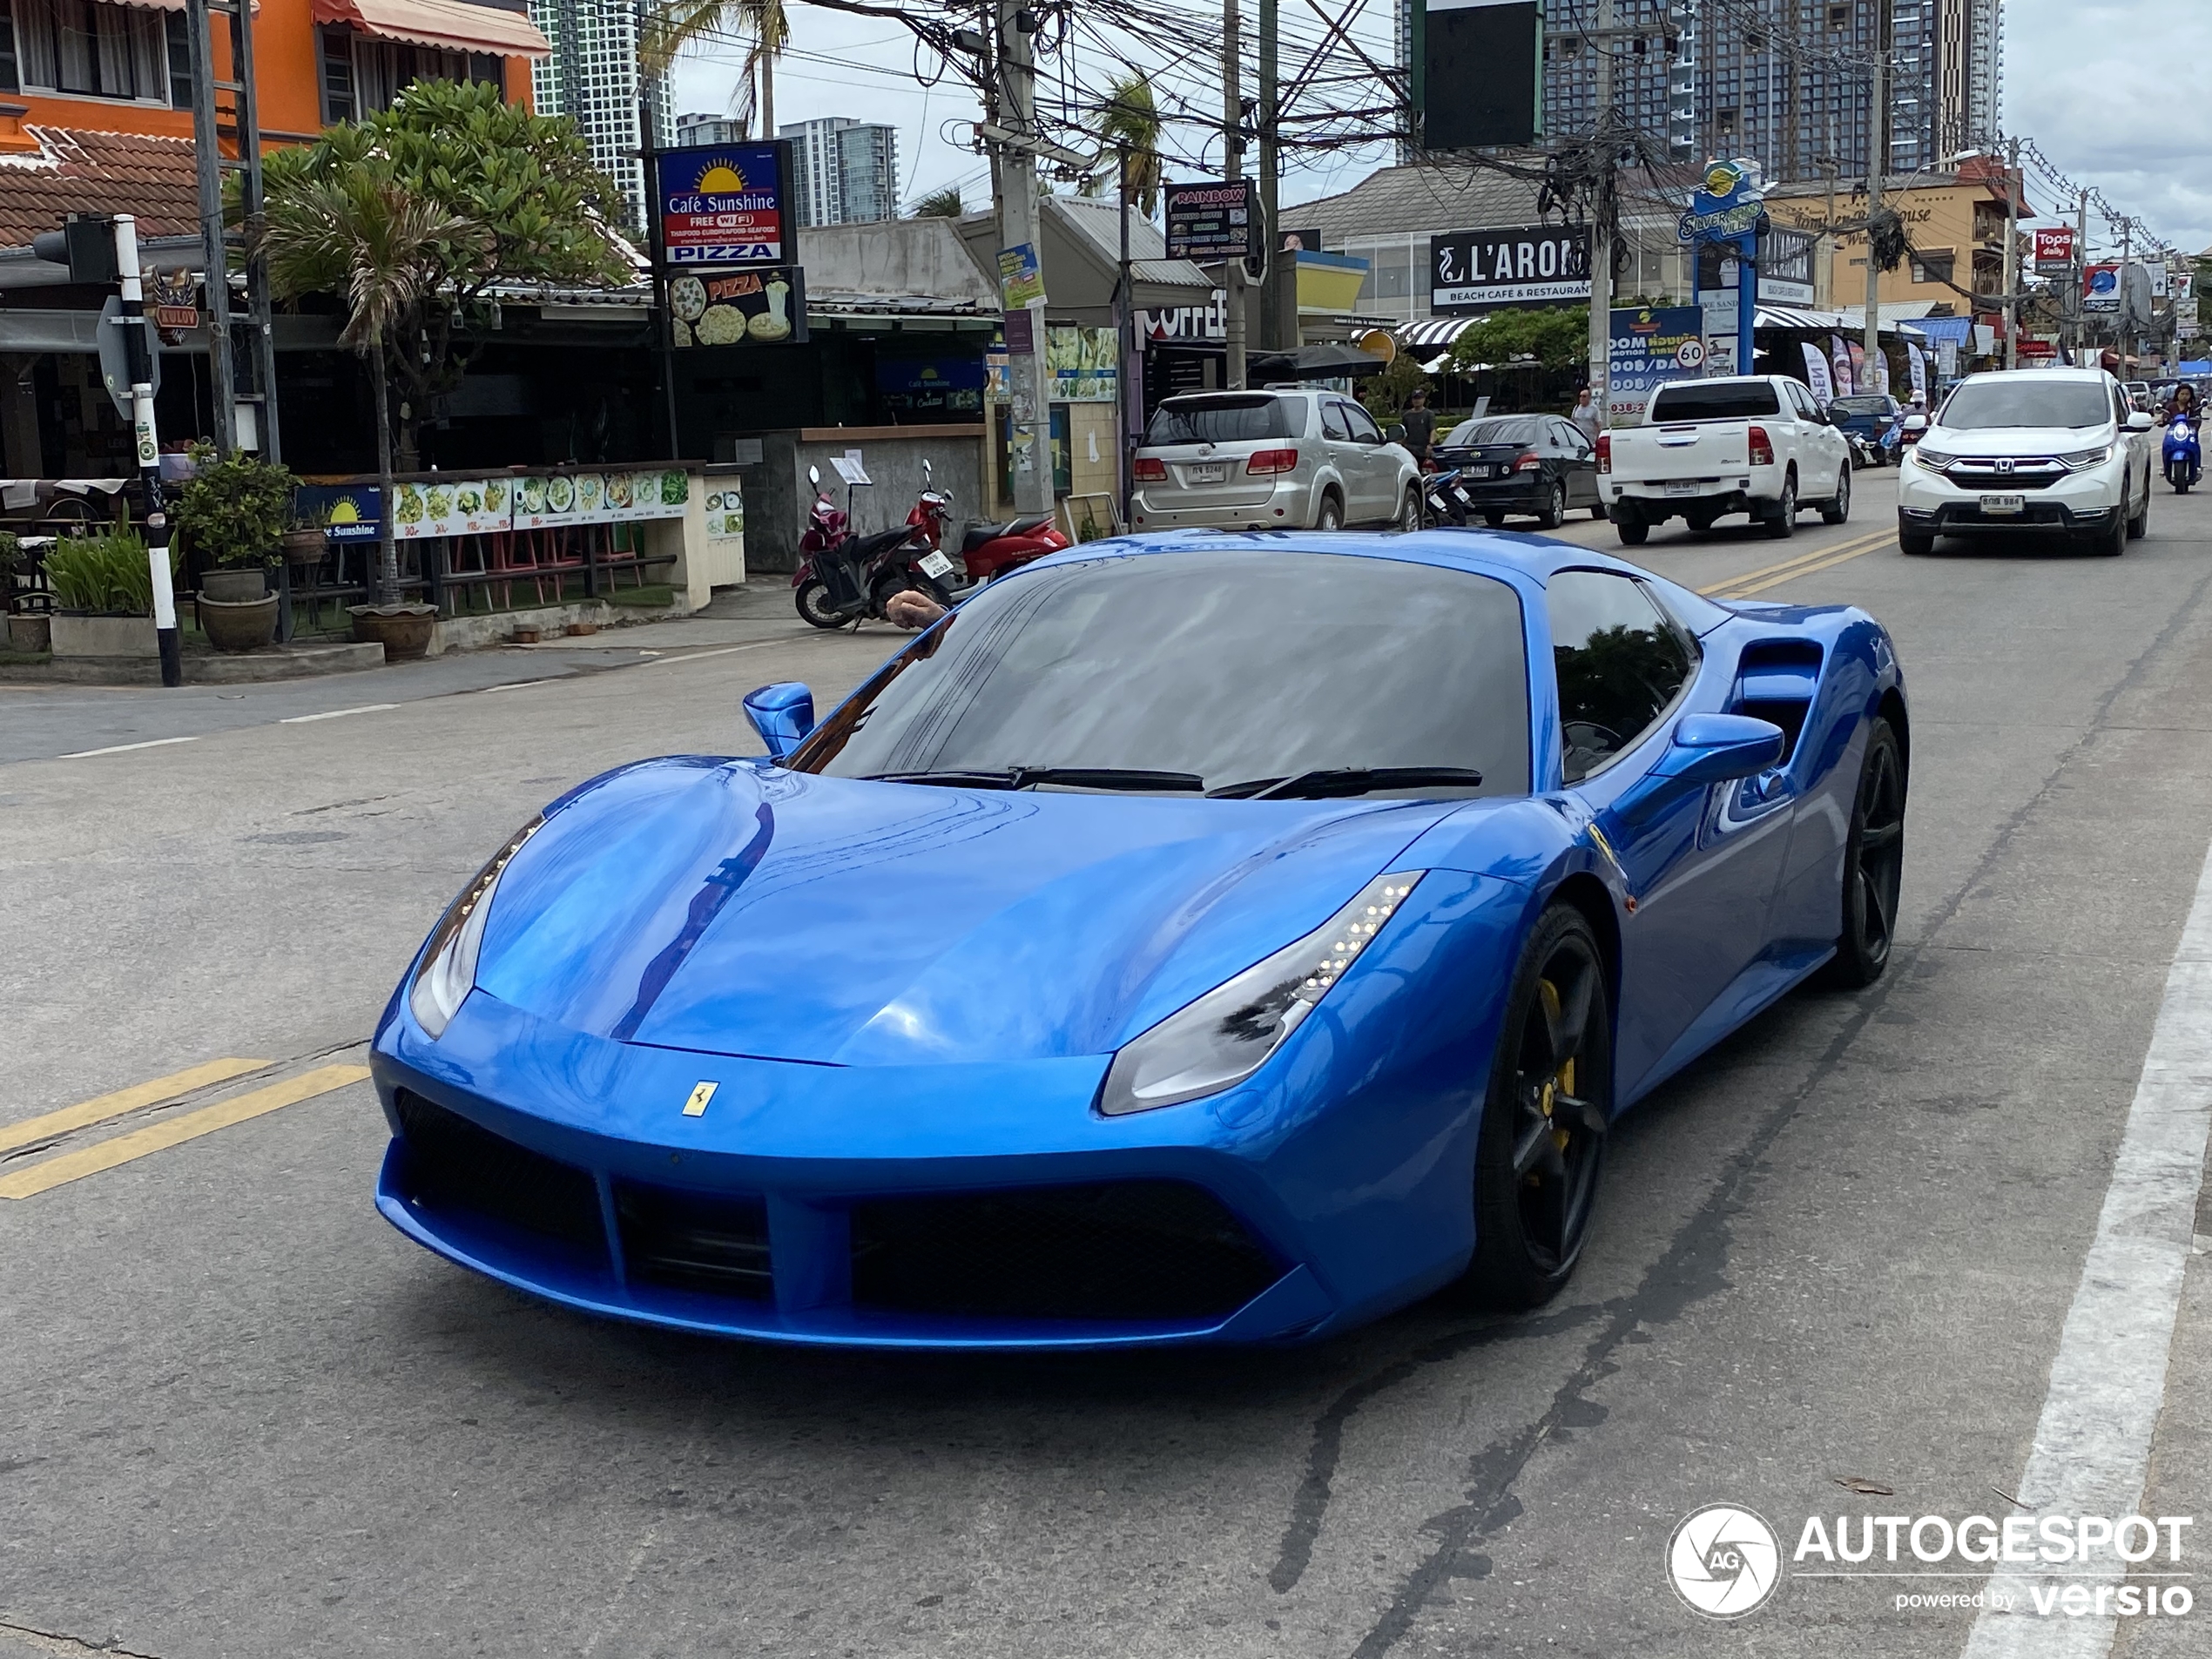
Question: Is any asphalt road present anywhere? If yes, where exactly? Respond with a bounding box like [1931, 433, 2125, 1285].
[3, 469, 2209, 1658]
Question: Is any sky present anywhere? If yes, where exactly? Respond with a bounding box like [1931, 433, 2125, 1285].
[668, 0, 2205, 257]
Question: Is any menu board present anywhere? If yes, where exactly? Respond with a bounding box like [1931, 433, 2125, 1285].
[511, 470, 691, 529]
[390, 479, 513, 540]
[705, 483, 744, 540]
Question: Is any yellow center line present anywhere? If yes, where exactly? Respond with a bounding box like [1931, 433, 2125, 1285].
[1720, 534, 1898, 597]
[1695, 527, 1897, 597]
[0, 1064, 371, 1200]
[0, 1057, 270, 1156]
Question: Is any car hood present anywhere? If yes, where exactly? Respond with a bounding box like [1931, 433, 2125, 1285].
[1924, 425, 2114, 455]
[470, 759, 1460, 1066]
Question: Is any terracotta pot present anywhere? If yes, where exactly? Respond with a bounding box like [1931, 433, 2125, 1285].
[201, 567, 268, 604]
[282, 528, 327, 564]
[566, 621, 598, 637]
[512, 626, 542, 644]
[199, 592, 279, 652]
[348, 602, 438, 662]
[7, 614, 51, 653]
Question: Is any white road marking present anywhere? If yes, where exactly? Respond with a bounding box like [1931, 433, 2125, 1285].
[1960, 840, 2212, 1657]
[277, 703, 400, 725]
[478, 679, 555, 694]
[60, 735, 199, 758]
[641, 642, 781, 667]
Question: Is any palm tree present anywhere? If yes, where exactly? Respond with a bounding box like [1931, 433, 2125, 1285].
[910, 184, 966, 219]
[644, 0, 789, 135]
[255, 174, 484, 603]
[1094, 71, 1163, 216]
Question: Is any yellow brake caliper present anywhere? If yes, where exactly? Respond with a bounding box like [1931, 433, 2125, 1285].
[1533, 981, 1575, 1182]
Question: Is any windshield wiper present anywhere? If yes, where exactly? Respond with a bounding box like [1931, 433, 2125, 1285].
[1209, 766, 1485, 800]
[865, 766, 1206, 792]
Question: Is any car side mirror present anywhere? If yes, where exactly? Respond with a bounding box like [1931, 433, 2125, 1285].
[807, 464, 821, 488]
[922, 458, 933, 481]
[1386, 422, 1406, 442]
[2128, 411, 2156, 432]
[1654, 713, 1787, 786]
[1903, 415, 1928, 433]
[743, 681, 815, 760]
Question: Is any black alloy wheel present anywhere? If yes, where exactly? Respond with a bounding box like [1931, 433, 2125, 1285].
[1536, 480, 1567, 529]
[1823, 718, 1906, 988]
[1468, 907, 1612, 1307]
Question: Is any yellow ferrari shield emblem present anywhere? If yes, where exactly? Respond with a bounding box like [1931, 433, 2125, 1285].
[681, 1081, 718, 1117]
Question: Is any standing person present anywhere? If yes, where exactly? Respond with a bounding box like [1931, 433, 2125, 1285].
[1399, 387, 1436, 467]
[1570, 385, 1602, 448]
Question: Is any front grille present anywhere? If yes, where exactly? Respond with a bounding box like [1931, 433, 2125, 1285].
[850, 1180, 1279, 1323]
[614, 1181, 772, 1299]
[391, 1090, 607, 1261]
[1940, 458, 2067, 492]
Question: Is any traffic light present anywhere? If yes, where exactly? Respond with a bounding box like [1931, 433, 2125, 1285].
[30, 214, 118, 285]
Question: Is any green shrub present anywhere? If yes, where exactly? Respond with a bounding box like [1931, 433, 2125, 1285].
[46, 530, 173, 615]
[172, 449, 296, 567]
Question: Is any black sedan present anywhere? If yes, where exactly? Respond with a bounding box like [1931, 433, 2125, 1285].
[1430, 415, 1606, 529]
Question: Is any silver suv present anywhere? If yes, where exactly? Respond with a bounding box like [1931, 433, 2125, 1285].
[1130, 389, 1421, 532]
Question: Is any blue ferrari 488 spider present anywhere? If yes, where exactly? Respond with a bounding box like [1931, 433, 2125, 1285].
[370, 530, 1906, 1349]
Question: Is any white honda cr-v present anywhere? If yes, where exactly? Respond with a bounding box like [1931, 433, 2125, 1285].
[1896, 367, 2155, 556]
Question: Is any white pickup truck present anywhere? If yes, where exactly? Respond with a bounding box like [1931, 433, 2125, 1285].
[1597, 374, 1853, 546]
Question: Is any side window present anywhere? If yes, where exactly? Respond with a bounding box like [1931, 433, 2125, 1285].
[1554, 418, 1588, 453]
[1548, 570, 1696, 783]
[1785, 382, 1815, 421]
[1321, 401, 1352, 441]
[1341, 401, 1383, 443]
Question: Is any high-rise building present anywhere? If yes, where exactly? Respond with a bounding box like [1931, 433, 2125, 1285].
[676, 112, 752, 148]
[779, 117, 900, 227]
[1400, 0, 2001, 185]
[528, 0, 672, 232]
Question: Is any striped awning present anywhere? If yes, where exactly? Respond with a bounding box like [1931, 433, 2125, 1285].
[1399, 315, 1478, 350]
[311, 0, 551, 57]
[1757, 303, 1927, 342]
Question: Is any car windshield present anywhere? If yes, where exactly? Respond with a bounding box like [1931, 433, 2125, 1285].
[796, 550, 1532, 797]
[1648, 381, 1783, 420]
[1143, 395, 1293, 445]
[1442, 416, 1543, 446]
[1831, 395, 1892, 415]
[1939, 380, 2112, 430]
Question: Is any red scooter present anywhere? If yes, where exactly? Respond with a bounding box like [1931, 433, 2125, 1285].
[792, 465, 957, 631]
[907, 459, 1070, 584]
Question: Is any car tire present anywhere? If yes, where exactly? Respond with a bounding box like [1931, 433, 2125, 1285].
[1316, 493, 1343, 531]
[1898, 522, 1935, 555]
[1763, 474, 1798, 539]
[795, 578, 846, 630]
[1820, 464, 1852, 525]
[2128, 479, 2150, 539]
[1820, 718, 1906, 989]
[2090, 498, 2127, 556]
[1590, 502, 1608, 521]
[1467, 905, 1612, 1310]
[1536, 481, 1566, 529]
[1615, 516, 1649, 546]
[1399, 484, 1423, 532]
[1684, 508, 1717, 536]
[1483, 511, 1506, 529]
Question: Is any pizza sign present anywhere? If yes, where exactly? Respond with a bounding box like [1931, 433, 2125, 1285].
[658, 143, 786, 266]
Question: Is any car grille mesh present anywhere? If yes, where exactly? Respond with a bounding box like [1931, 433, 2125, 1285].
[849, 1180, 1279, 1323]
[614, 1182, 773, 1299]
[391, 1090, 608, 1261]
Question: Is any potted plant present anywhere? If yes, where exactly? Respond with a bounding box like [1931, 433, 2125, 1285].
[171, 450, 293, 652]
[46, 529, 175, 659]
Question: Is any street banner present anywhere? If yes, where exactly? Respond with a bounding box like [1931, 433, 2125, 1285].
[1428, 224, 1590, 313]
[1872, 348, 1891, 395]
[998, 243, 1046, 309]
[658, 143, 787, 266]
[2084, 263, 2121, 313]
[1831, 334, 1855, 397]
[2033, 226, 2077, 273]
[1163, 180, 1257, 262]
[1801, 342, 1833, 403]
[1908, 342, 1927, 399]
[1607, 306, 1704, 427]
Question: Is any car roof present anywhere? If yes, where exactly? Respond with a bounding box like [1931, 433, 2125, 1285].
[1956, 366, 2109, 383]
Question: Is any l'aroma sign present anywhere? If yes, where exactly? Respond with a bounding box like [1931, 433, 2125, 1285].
[1427, 225, 1591, 314]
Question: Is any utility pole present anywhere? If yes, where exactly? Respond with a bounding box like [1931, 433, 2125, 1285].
[1586, 0, 1613, 410]
[2002, 136, 2020, 370]
[995, 0, 1052, 517]
[1861, 0, 1889, 388]
[2121, 218, 2134, 378]
[1224, 0, 1246, 389]
[185, 0, 237, 455]
[1258, 0, 1281, 350]
[116, 216, 181, 690]
[2072, 187, 2089, 364]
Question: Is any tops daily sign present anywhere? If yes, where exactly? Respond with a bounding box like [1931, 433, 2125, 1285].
[658, 143, 786, 265]
[1428, 225, 1590, 314]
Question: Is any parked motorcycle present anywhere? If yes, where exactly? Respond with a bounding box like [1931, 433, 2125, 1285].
[1423, 466, 1472, 527]
[792, 465, 958, 630]
[907, 460, 1071, 583]
[2164, 417, 2202, 494]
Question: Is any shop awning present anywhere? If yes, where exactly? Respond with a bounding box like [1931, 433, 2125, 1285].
[1399, 316, 1475, 351]
[311, 0, 552, 57]
[112, 0, 259, 13]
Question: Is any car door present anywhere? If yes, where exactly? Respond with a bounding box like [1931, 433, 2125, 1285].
[1548, 570, 1797, 1096]
[1318, 398, 1362, 518]
[1785, 381, 1838, 496]
[1550, 418, 1597, 506]
[1338, 399, 1395, 521]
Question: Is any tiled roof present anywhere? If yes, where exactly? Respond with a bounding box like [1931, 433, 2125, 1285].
[0, 126, 202, 253]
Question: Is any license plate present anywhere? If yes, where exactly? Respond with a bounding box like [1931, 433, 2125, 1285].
[1664, 480, 1701, 497]
[917, 550, 954, 578]
[1979, 494, 2026, 516]
[1186, 462, 1228, 483]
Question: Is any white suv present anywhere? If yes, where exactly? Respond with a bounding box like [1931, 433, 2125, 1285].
[1897, 368, 2155, 556]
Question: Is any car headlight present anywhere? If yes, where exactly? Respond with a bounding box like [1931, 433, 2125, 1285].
[1913, 446, 1955, 470]
[408, 816, 544, 1039]
[2059, 445, 2113, 469]
[1097, 871, 1425, 1116]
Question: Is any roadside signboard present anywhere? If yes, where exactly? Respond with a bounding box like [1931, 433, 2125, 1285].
[1163, 180, 1257, 262]
[2033, 226, 2077, 273]
[1421, 0, 1542, 149]
[668, 267, 806, 347]
[1608, 306, 1703, 427]
[1428, 224, 1590, 313]
[2084, 263, 2121, 313]
[1682, 158, 1764, 381]
[998, 242, 1046, 308]
[657, 143, 788, 266]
